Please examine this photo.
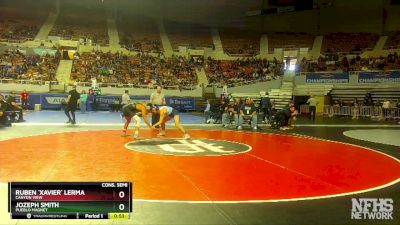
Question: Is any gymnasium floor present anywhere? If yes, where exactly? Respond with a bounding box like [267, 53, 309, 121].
[0, 111, 399, 225]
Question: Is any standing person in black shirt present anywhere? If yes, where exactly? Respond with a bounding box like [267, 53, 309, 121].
[260, 93, 272, 123]
[232, 98, 242, 129]
[65, 86, 80, 124]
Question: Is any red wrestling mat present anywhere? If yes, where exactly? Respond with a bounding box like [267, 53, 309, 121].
[1, 129, 399, 202]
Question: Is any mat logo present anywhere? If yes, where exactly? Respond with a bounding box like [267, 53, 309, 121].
[125, 139, 251, 156]
[351, 198, 393, 220]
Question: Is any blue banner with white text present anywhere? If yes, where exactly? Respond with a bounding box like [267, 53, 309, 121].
[0, 93, 196, 111]
[305, 72, 349, 83]
[358, 71, 400, 83]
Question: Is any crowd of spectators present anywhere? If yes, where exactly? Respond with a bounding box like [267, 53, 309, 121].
[296, 52, 400, 73]
[166, 22, 214, 50]
[71, 51, 198, 88]
[204, 58, 284, 85]
[49, 11, 109, 46]
[119, 37, 162, 53]
[219, 28, 260, 56]
[0, 50, 58, 81]
[0, 8, 46, 42]
[384, 31, 400, 49]
[322, 32, 379, 53]
[268, 32, 315, 52]
[118, 17, 162, 53]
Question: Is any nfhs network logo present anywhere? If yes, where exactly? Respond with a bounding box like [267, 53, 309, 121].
[351, 198, 394, 220]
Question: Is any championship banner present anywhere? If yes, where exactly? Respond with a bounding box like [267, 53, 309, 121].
[305, 72, 349, 83]
[358, 71, 400, 83]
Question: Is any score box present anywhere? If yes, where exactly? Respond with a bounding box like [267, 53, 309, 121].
[8, 182, 132, 219]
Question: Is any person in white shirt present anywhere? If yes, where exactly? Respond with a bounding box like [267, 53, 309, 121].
[150, 85, 166, 127]
[121, 90, 130, 106]
[306, 95, 319, 121]
[120, 90, 131, 121]
[382, 99, 391, 119]
[204, 100, 212, 123]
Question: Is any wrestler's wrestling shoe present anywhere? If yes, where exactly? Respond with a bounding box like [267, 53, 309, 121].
[133, 134, 143, 140]
[157, 132, 166, 137]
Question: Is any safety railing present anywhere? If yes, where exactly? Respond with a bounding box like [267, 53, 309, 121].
[73, 82, 198, 90]
[0, 79, 53, 85]
[309, 105, 400, 120]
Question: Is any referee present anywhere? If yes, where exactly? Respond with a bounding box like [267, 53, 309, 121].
[306, 95, 319, 121]
[65, 86, 80, 124]
[150, 85, 166, 127]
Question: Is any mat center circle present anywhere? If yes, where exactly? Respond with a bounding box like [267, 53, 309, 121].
[125, 138, 252, 156]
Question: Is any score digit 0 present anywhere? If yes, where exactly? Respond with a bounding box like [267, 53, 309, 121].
[119, 191, 125, 198]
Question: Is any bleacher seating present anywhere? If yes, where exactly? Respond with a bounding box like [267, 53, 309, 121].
[322, 32, 379, 53]
[330, 88, 369, 104]
[384, 31, 400, 50]
[204, 58, 283, 86]
[298, 53, 400, 73]
[166, 21, 213, 50]
[0, 50, 58, 81]
[329, 87, 400, 106]
[219, 28, 260, 56]
[268, 32, 314, 52]
[0, 7, 47, 42]
[49, 9, 108, 46]
[117, 16, 162, 53]
[294, 84, 333, 96]
[370, 88, 400, 104]
[71, 51, 198, 87]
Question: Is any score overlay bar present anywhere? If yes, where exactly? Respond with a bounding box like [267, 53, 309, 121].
[8, 182, 132, 219]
